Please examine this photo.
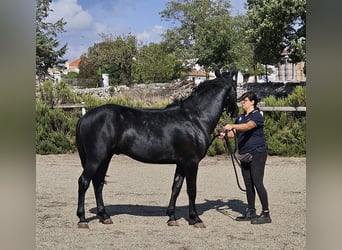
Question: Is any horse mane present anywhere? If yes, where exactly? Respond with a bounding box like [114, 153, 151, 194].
[166, 77, 227, 109]
[166, 99, 183, 108]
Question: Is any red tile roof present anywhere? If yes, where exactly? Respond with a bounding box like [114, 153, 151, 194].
[69, 58, 81, 67]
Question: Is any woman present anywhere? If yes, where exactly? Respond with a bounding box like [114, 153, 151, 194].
[221, 91, 271, 224]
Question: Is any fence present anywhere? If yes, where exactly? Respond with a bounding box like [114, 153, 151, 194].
[238, 102, 306, 112]
[259, 106, 306, 112]
[55, 102, 306, 116]
[55, 103, 86, 116]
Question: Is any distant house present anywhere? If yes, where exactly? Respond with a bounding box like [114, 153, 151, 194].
[186, 68, 215, 85]
[43, 58, 81, 83]
[65, 58, 81, 74]
[227, 47, 304, 84]
[275, 49, 306, 82]
[244, 49, 306, 83]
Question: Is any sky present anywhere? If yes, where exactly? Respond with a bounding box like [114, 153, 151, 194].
[47, 0, 246, 62]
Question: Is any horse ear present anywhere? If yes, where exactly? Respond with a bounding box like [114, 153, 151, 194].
[214, 69, 221, 78]
[229, 65, 237, 78]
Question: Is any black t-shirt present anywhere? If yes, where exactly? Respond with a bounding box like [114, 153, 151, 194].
[235, 109, 267, 154]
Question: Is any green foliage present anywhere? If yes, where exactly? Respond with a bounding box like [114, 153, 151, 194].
[160, 0, 239, 70]
[36, 82, 83, 154]
[285, 85, 306, 106]
[36, 0, 67, 81]
[72, 0, 307, 85]
[80, 95, 106, 110]
[79, 42, 119, 87]
[264, 116, 306, 156]
[36, 83, 306, 156]
[81, 94, 144, 111]
[229, 15, 255, 78]
[246, 0, 306, 65]
[39, 80, 82, 107]
[263, 86, 306, 107]
[36, 99, 79, 154]
[194, 14, 234, 70]
[208, 112, 234, 157]
[132, 42, 184, 83]
[63, 71, 78, 79]
[79, 36, 184, 85]
[207, 139, 226, 156]
[79, 33, 138, 86]
[207, 87, 306, 157]
[263, 86, 306, 156]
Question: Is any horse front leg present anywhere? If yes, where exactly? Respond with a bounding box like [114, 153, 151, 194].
[166, 164, 185, 226]
[185, 162, 205, 228]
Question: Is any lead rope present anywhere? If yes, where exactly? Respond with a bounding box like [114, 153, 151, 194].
[208, 131, 246, 192]
[223, 130, 246, 192]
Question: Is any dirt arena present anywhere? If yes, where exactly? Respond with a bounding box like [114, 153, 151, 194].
[36, 154, 306, 249]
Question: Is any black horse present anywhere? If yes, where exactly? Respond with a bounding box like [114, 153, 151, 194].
[76, 69, 238, 229]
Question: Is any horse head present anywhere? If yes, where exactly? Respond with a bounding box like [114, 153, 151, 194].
[215, 66, 239, 118]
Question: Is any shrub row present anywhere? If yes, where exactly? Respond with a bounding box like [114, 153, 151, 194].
[36, 80, 306, 156]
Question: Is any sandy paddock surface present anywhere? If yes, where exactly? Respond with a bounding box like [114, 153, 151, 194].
[36, 154, 306, 249]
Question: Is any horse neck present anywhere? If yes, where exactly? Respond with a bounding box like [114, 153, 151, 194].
[184, 86, 228, 134]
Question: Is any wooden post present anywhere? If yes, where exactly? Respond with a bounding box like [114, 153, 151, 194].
[81, 102, 86, 116]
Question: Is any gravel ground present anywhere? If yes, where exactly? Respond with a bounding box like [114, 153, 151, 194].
[36, 154, 306, 249]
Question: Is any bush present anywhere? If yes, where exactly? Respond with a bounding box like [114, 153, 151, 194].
[36, 88, 170, 154]
[207, 138, 226, 156]
[208, 86, 306, 157]
[38, 80, 82, 107]
[263, 86, 306, 156]
[36, 99, 80, 154]
[264, 115, 306, 156]
[36, 84, 306, 156]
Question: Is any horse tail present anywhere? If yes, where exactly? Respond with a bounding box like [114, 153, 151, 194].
[76, 117, 87, 169]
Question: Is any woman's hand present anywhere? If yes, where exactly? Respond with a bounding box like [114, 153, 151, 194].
[224, 124, 234, 131]
[219, 124, 235, 139]
[219, 132, 226, 139]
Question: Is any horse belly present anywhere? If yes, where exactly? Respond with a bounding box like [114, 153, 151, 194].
[122, 142, 177, 164]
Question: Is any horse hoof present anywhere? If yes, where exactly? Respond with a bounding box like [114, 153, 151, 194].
[78, 222, 89, 229]
[193, 222, 206, 228]
[167, 220, 179, 226]
[101, 218, 113, 224]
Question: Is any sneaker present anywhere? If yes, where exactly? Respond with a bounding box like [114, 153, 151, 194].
[251, 212, 272, 224]
[236, 209, 257, 221]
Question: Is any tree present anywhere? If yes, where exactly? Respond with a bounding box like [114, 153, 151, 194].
[246, 0, 306, 67]
[228, 14, 254, 81]
[36, 0, 67, 82]
[160, 0, 238, 72]
[105, 33, 138, 85]
[78, 42, 118, 87]
[79, 33, 138, 86]
[193, 15, 234, 72]
[132, 42, 184, 83]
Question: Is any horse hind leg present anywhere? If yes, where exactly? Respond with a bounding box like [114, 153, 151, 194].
[92, 158, 113, 225]
[166, 164, 185, 226]
[76, 158, 104, 228]
[77, 168, 94, 228]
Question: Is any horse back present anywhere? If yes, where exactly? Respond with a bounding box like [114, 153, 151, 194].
[76, 104, 209, 165]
